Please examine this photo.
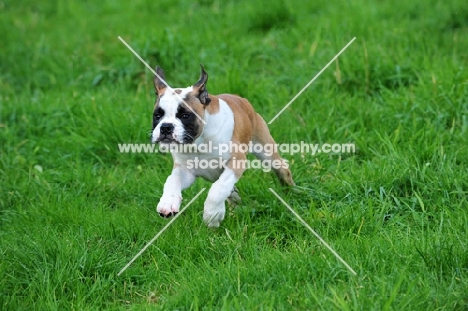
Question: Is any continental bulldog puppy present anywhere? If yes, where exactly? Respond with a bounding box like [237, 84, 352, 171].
[151, 65, 294, 227]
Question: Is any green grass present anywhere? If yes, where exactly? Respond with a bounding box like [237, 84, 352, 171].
[1, 0, 468, 309]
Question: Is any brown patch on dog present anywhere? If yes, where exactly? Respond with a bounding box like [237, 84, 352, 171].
[251, 112, 295, 186]
[226, 150, 248, 179]
[217, 94, 256, 145]
[174, 89, 182, 94]
[205, 95, 220, 114]
[207, 93, 295, 186]
[154, 66, 167, 96]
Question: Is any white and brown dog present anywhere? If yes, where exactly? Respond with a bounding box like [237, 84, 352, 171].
[151, 65, 294, 227]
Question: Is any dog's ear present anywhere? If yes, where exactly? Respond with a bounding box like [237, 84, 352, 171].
[193, 64, 211, 105]
[154, 66, 167, 95]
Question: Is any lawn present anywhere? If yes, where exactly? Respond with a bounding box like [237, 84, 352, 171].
[1, 0, 467, 310]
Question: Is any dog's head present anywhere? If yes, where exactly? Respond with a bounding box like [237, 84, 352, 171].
[151, 65, 211, 144]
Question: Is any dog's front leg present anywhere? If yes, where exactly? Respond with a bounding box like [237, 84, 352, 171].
[203, 154, 245, 227]
[157, 164, 195, 217]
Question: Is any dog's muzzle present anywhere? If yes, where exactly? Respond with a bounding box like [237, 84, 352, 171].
[160, 123, 174, 135]
[157, 123, 176, 143]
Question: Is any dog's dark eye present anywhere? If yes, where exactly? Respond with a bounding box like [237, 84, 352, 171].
[153, 108, 165, 129]
[154, 108, 164, 120]
[182, 113, 190, 119]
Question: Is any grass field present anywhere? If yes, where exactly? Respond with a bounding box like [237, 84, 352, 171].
[1, 0, 468, 309]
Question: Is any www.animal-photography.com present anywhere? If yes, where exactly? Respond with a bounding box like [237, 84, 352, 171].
[1, 0, 467, 310]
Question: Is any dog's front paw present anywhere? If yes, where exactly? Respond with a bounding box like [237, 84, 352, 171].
[203, 202, 225, 228]
[157, 195, 182, 218]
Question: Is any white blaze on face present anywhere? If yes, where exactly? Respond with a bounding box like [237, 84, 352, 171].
[152, 87, 193, 143]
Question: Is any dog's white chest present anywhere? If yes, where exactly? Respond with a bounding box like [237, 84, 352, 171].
[172, 99, 234, 181]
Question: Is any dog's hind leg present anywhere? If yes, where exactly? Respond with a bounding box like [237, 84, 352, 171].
[227, 186, 241, 206]
[251, 113, 295, 186]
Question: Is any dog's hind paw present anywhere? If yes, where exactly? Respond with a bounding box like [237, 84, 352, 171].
[227, 186, 241, 207]
[203, 209, 225, 228]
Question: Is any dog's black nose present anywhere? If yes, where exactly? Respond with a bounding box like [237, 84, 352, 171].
[160, 123, 174, 135]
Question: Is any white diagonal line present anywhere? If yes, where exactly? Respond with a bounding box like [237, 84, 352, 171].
[268, 188, 357, 276]
[117, 36, 161, 83]
[117, 188, 206, 276]
[117, 36, 206, 125]
[268, 37, 356, 124]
